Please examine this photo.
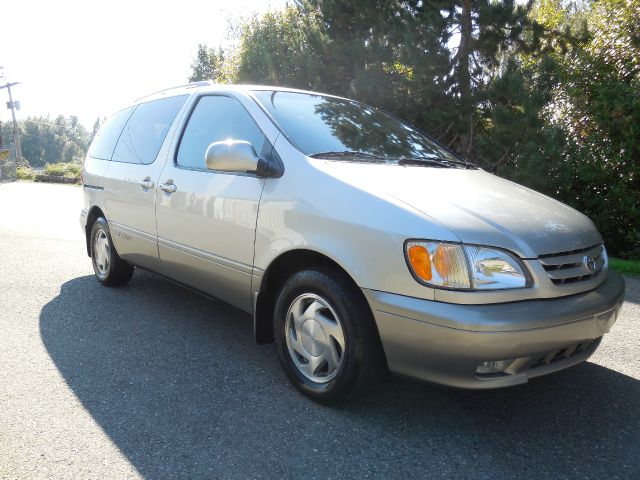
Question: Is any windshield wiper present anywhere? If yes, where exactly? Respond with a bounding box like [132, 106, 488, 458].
[398, 157, 475, 169]
[308, 150, 384, 161]
[309, 151, 475, 169]
[398, 158, 449, 168]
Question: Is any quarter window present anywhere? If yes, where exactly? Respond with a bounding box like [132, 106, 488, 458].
[87, 107, 133, 160]
[112, 95, 187, 165]
[176, 95, 266, 170]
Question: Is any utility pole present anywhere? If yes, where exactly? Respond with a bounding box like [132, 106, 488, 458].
[0, 81, 23, 171]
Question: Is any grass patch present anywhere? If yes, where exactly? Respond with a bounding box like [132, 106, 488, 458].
[609, 257, 640, 277]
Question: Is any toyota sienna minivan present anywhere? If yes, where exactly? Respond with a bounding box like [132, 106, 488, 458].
[80, 82, 625, 402]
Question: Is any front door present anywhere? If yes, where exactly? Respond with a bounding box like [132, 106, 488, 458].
[155, 94, 269, 312]
[104, 95, 188, 271]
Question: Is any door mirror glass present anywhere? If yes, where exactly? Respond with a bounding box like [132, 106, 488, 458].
[205, 140, 260, 173]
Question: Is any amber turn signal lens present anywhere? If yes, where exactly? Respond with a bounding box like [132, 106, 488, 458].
[432, 244, 451, 278]
[407, 245, 432, 281]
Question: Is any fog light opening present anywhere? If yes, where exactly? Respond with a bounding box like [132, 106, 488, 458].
[476, 359, 515, 376]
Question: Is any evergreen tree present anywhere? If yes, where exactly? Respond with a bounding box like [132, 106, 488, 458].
[244, 1, 548, 165]
[90, 117, 101, 144]
[516, 0, 640, 256]
[18, 115, 90, 167]
[188, 44, 226, 82]
[186, 0, 640, 257]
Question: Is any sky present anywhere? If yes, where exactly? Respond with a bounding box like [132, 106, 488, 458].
[0, 0, 287, 130]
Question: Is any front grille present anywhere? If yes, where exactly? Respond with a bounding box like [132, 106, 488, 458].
[530, 339, 598, 369]
[539, 244, 605, 285]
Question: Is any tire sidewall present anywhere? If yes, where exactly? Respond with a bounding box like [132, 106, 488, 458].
[274, 269, 361, 400]
[90, 217, 114, 283]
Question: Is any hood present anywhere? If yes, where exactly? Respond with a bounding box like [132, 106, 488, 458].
[316, 161, 602, 258]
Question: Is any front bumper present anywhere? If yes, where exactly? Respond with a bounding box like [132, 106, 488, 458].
[363, 270, 625, 388]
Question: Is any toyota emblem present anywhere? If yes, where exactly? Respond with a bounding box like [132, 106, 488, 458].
[583, 256, 597, 272]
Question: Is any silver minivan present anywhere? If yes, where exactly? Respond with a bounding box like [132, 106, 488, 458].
[80, 82, 625, 402]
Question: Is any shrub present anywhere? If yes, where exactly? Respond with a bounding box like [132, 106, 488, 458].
[45, 163, 68, 176]
[16, 166, 35, 181]
[44, 162, 82, 180]
[66, 163, 82, 177]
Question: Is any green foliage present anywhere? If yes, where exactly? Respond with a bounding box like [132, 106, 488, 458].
[16, 166, 34, 180]
[188, 0, 640, 258]
[234, 7, 325, 88]
[212, 1, 554, 167]
[90, 117, 102, 144]
[188, 44, 228, 83]
[44, 162, 81, 179]
[516, 0, 640, 258]
[0, 115, 90, 168]
[609, 257, 640, 278]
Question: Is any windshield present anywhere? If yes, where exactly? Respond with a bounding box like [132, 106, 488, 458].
[252, 90, 475, 169]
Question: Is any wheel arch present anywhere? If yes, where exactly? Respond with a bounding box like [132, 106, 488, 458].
[253, 248, 374, 345]
[85, 206, 106, 256]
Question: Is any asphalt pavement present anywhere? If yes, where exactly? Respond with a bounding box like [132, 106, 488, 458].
[0, 181, 638, 479]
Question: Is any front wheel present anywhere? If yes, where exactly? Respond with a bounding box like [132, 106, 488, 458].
[90, 217, 134, 286]
[274, 268, 386, 403]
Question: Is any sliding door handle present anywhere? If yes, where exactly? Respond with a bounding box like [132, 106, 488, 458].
[139, 179, 154, 190]
[159, 183, 177, 193]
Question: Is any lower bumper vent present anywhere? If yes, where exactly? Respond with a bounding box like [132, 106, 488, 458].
[530, 339, 598, 369]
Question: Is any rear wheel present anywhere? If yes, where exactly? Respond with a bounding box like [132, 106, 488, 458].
[90, 217, 134, 286]
[274, 267, 386, 403]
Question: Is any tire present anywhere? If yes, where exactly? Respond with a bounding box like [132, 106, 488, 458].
[89, 217, 134, 286]
[274, 267, 386, 403]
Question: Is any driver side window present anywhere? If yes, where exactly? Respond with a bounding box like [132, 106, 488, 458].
[176, 95, 266, 170]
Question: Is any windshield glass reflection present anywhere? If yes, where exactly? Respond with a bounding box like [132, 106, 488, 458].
[253, 90, 475, 169]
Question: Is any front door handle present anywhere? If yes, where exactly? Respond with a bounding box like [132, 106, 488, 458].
[140, 178, 154, 190]
[159, 183, 177, 193]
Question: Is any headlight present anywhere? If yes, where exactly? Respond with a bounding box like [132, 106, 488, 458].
[405, 240, 530, 290]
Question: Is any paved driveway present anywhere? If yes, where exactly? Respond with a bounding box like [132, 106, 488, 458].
[1, 181, 638, 479]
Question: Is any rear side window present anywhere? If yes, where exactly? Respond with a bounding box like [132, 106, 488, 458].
[176, 95, 266, 170]
[87, 107, 133, 160]
[112, 95, 188, 165]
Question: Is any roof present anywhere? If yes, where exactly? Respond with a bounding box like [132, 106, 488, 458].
[133, 82, 347, 105]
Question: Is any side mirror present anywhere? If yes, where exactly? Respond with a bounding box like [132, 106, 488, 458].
[205, 140, 260, 173]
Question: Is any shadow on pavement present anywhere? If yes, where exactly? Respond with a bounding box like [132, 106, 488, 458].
[40, 273, 639, 479]
[622, 275, 639, 305]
